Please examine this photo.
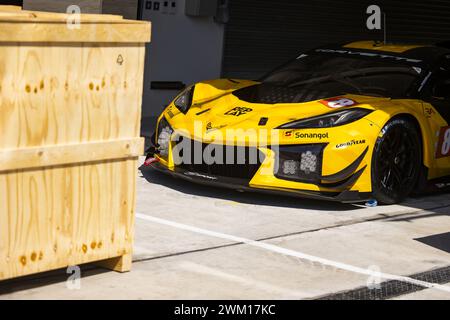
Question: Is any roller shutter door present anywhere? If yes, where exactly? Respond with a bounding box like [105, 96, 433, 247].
[222, 0, 450, 79]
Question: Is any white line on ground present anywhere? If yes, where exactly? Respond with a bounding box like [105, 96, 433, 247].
[180, 261, 311, 299]
[136, 213, 450, 294]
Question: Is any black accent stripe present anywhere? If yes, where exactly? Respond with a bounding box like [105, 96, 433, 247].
[319, 166, 367, 189]
[258, 117, 269, 126]
[196, 108, 211, 116]
[320, 147, 369, 182]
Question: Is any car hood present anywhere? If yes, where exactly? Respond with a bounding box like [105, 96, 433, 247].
[168, 79, 390, 139]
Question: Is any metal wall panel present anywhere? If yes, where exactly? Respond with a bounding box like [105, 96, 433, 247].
[23, 0, 102, 14]
[223, 0, 450, 79]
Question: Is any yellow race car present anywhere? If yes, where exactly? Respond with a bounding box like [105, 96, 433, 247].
[145, 41, 450, 204]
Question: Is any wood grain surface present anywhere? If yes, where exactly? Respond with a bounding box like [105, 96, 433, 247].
[0, 7, 150, 280]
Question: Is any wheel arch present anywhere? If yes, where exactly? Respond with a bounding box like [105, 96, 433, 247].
[387, 113, 428, 163]
[386, 113, 430, 191]
[371, 113, 427, 203]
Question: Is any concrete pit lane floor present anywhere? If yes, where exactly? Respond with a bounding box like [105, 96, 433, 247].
[1, 157, 450, 300]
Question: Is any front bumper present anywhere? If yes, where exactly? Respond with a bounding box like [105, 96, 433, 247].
[146, 118, 376, 203]
[146, 158, 371, 203]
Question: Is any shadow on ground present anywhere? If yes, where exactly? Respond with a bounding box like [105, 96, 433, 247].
[0, 264, 111, 296]
[139, 164, 450, 214]
[140, 166, 369, 211]
[415, 232, 450, 254]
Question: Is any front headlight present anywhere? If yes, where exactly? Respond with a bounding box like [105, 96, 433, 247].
[277, 108, 372, 129]
[174, 85, 195, 113]
[156, 117, 173, 158]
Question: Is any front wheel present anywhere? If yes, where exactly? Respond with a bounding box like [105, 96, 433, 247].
[371, 118, 422, 204]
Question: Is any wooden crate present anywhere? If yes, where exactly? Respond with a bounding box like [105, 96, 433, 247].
[0, 6, 151, 281]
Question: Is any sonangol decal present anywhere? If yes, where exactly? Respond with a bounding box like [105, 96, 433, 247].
[295, 132, 329, 140]
[320, 97, 358, 109]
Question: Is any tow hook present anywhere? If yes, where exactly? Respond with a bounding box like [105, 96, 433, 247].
[144, 154, 160, 166]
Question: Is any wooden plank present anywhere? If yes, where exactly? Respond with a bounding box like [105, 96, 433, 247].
[0, 5, 22, 12]
[0, 138, 144, 173]
[0, 21, 151, 43]
[0, 158, 138, 281]
[0, 43, 147, 150]
[95, 254, 133, 273]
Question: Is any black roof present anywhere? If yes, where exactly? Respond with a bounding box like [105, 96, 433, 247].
[312, 41, 450, 67]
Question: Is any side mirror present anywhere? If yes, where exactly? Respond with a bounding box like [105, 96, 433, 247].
[433, 80, 450, 99]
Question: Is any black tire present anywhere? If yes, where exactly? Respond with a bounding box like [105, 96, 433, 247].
[371, 118, 422, 204]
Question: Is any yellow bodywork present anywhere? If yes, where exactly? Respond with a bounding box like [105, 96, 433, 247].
[153, 77, 450, 198]
[343, 41, 429, 53]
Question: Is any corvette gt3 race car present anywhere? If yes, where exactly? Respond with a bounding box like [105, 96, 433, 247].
[145, 41, 450, 204]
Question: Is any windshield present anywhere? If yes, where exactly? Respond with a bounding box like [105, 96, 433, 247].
[261, 53, 423, 97]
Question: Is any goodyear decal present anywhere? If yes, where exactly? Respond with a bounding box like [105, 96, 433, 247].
[336, 139, 366, 149]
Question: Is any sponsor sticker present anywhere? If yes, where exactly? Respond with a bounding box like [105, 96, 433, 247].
[295, 132, 329, 140]
[224, 107, 253, 116]
[206, 122, 226, 132]
[336, 139, 366, 149]
[424, 106, 435, 119]
[283, 131, 329, 140]
[436, 126, 450, 158]
[320, 97, 358, 109]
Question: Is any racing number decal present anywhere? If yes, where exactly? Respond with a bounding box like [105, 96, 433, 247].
[436, 126, 450, 158]
[320, 97, 358, 109]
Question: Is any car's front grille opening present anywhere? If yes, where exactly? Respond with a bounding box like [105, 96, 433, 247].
[174, 137, 265, 180]
[274, 144, 326, 183]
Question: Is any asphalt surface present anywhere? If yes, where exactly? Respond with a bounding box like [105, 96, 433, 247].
[1, 157, 450, 300]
